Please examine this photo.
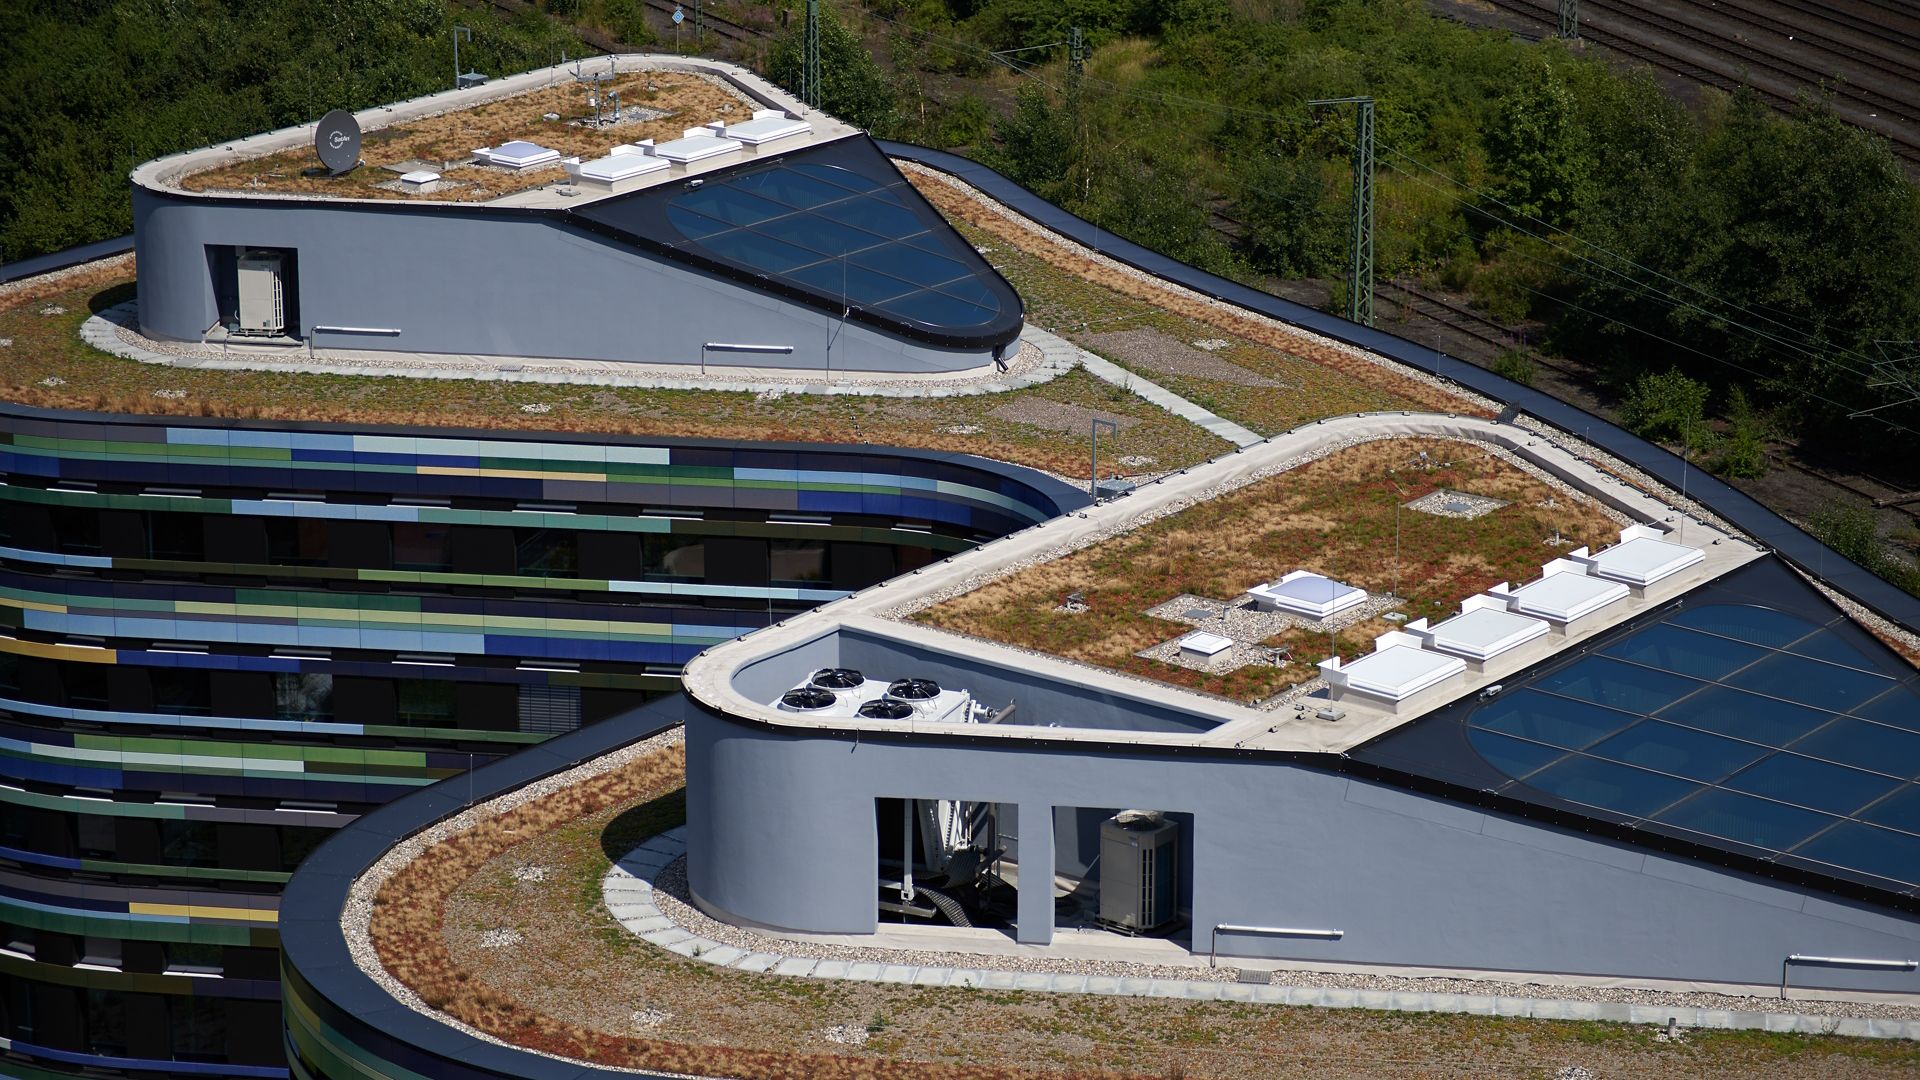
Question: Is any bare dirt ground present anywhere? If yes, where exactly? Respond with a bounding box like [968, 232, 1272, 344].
[374, 744, 1920, 1080]
[181, 71, 751, 200]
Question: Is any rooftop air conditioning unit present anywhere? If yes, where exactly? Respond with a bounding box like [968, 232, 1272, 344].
[1098, 810, 1179, 933]
[235, 250, 285, 334]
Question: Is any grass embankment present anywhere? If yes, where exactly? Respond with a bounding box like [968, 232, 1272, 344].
[915, 437, 1621, 703]
[913, 169, 1487, 436]
[370, 745, 1920, 1079]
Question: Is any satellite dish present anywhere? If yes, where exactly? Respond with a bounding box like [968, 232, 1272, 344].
[314, 109, 362, 175]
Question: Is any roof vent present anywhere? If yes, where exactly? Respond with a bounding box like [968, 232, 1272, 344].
[887, 678, 941, 701]
[857, 698, 914, 720]
[779, 687, 837, 711]
[810, 667, 865, 690]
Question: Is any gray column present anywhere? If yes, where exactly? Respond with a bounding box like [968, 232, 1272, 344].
[1015, 800, 1054, 945]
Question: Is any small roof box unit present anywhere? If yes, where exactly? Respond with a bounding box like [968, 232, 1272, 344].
[1410, 595, 1549, 664]
[1573, 525, 1706, 588]
[1247, 570, 1367, 619]
[1178, 630, 1234, 661]
[565, 140, 672, 189]
[725, 109, 812, 146]
[1318, 632, 1465, 704]
[653, 124, 742, 165]
[398, 170, 441, 194]
[473, 141, 561, 170]
[1490, 559, 1628, 626]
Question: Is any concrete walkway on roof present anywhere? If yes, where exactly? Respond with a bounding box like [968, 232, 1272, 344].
[601, 831, 1920, 1041]
[1053, 328, 1264, 448]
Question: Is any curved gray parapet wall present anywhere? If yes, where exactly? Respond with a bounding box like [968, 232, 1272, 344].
[882, 140, 1920, 638]
[280, 697, 691, 1080]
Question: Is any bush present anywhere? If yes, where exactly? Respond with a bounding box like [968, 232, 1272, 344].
[1491, 348, 1536, 387]
[1809, 500, 1903, 582]
[1619, 367, 1714, 452]
[1711, 386, 1770, 479]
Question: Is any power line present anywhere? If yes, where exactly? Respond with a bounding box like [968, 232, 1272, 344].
[858, 9, 1912, 414]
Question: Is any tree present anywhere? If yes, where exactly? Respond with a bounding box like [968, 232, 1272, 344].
[1484, 56, 1589, 228]
[766, 2, 898, 134]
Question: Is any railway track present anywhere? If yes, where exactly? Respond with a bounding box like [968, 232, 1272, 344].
[639, 0, 771, 46]
[1481, 0, 1920, 164]
[1586, 0, 1917, 117]
[1657, 0, 1920, 97]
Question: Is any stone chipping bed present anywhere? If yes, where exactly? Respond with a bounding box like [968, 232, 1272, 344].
[1080, 327, 1284, 387]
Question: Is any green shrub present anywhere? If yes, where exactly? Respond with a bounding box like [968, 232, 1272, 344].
[1491, 349, 1536, 387]
[1620, 367, 1714, 453]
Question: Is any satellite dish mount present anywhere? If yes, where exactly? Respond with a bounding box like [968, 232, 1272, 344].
[314, 110, 362, 176]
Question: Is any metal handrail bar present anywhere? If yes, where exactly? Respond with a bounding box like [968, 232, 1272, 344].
[310, 325, 402, 357]
[1209, 923, 1344, 968]
[1780, 953, 1917, 998]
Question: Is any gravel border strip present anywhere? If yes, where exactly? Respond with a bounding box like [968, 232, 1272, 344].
[605, 834, 1920, 1037]
[340, 728, 699, 1077]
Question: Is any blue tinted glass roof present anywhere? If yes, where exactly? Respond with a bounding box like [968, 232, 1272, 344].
[1354, 558, 1920, 902]
[568, 135, 1023, 349]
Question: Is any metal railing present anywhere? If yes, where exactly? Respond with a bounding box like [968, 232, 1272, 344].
[310, 324, 402, 356]
[1780, 954, 1917, 998]
[1209, 923, 1344, 968]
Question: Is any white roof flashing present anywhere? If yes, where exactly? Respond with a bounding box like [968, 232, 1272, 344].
[654, 131, 742, 163]
[1337, 645, 1466, 702]
[726, 113, 812, 145]
[1425, 606, 1550, 661]
[1509, 571, 1629, 623]
[1587, 535, 1705, 587]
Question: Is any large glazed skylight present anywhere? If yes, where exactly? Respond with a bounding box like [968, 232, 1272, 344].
[569, 136, 1022, 347]
[1355, 558, 1920, 899]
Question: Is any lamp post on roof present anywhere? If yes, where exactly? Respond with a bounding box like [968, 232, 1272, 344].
[1091, 418, 1118, 503]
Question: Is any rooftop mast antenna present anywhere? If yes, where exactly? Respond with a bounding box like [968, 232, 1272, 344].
[802, 0, 822, 109]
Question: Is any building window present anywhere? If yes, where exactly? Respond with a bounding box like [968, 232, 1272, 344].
[264, 518, 329, 566]
[518, 684, 582, 734]
[164, 942, 223, 977]
[275, 672, 333, 720]
[395, 679, 455, 726]
[771, 537, 828, 584]
[515, 528, 578, 577]
[642, 535, 705, 581]
[392, 523, 452, 571]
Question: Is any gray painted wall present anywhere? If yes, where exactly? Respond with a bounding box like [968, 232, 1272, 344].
[686, 708, 1920, 994]
[131, 190, 994, 372]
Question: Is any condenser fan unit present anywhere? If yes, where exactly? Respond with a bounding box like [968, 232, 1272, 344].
[779, 686, 837, 711]
[887, 678, 941, 701]
[856, 698, 914, 720]
[809, 667, 865, 690]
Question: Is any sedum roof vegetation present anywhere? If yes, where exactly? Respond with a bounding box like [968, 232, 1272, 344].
[913, 437, 1623, 704]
